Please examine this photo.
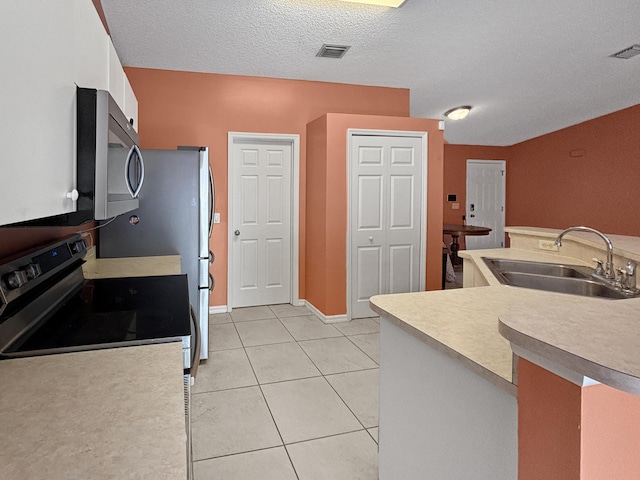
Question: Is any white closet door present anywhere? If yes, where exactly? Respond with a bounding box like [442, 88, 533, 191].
[350, 134, 424, 319]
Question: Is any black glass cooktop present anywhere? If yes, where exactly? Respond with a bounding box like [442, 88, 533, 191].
[12, 274, 190, 355]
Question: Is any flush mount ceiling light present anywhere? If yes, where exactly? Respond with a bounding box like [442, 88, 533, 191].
[444, 106, 472, 120]
[337, 0, 407, 7]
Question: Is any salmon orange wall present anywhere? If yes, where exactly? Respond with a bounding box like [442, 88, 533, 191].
[581, 384, 640, 479]
[124, 67, 410, 307]
[518, 358, 640, 479]
[518, 359, 582, 479]
[442, 144, 509, 249]
[506, 104, 640, 235]
[306, 114, 444, 315]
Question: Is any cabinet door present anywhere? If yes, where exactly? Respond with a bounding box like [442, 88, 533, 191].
[74, 0, 109, 90]
[124, 77, 139, 132]
[0, 0, 77, 225]
[108, 38, 126, 112]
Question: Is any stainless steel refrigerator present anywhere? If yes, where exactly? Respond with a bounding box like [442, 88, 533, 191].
[98, 147, 214, 360]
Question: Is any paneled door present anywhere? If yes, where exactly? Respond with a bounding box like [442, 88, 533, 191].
[231, 140, 292, 307]
[465, 160, 506, 249]
[349, 133, 426, 319]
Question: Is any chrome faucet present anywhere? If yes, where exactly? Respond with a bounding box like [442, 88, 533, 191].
[554, 226, 615, 279]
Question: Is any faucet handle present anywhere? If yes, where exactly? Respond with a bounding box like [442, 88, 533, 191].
[625, 261, 637, 275]
[592, 258, 604, 275]
[624, 261, 637, 292]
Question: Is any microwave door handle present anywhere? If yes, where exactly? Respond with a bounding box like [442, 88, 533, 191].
[124, 145, 145, 198]
[131, 145, 145, 198]
[124, 145, 136, 197]
[208, 166, 214, 237]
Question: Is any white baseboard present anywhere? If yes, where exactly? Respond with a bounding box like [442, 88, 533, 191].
[305, 300, 348, 324]
[209, 301, 346, 322]
[209, 305, 229, 314]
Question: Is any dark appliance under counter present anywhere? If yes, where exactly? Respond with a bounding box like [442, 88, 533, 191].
[0, 235, 199, 376]
[10, 275, 191, 359]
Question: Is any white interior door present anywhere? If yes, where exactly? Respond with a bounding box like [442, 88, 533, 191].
[465, 160, 506, 249]
[350, 134, 425, 319]
[231, 140, 292, 307]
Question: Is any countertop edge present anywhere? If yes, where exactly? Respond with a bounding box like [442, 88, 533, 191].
[498, 318, 640, 396]
[371, 302, 517, 397]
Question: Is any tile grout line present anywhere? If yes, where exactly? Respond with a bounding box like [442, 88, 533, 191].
[282, 427, 373, 447]
[242, 332, 302, 480]
[344, 334, 380, 366]
[322, 369, 378, 433]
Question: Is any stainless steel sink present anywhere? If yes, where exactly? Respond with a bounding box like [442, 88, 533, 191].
[481, 257, 631, 300]
[500, 271, 628, 299]
[483, 258, 592, 279]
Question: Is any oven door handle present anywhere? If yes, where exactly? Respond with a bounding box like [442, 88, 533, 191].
[189, 305, 201, 380]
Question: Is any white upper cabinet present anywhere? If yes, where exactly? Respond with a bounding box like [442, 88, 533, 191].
[0, 0, 139, 226]
[74, 0, 109, 90]
[0, 0, 77, 226]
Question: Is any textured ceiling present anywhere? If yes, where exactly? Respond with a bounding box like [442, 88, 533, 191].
[102, 0, 640, 146]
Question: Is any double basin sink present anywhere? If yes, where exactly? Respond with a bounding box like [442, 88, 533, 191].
[482, 258, 632, 300]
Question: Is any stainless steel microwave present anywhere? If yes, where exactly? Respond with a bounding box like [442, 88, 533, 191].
[16, 88, 144, 226]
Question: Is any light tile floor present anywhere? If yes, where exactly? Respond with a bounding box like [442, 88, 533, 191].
[192, 305, 380, 480]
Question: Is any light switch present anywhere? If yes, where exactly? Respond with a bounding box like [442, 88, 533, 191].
[213, 213, 221, 224]
[452, 203, 460, 210]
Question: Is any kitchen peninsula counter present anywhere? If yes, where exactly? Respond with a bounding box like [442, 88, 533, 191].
[0, 343, 187, 480]
[371, 227, 640, 479]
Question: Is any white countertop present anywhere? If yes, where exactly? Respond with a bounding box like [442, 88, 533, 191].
[0, 343, 187, 480]
[82, 246, 181, 278]
[371, 227, 640, 397]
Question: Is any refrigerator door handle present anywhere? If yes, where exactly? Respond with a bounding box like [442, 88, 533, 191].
[208, 166, 214, 238]
[189, 304, 201, 380]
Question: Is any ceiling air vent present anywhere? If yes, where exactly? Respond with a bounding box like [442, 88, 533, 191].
[610, 44, 640, 60]
[316, 44, 351, 59]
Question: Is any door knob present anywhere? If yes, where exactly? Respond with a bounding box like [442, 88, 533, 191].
[234, 230, 240, 236]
